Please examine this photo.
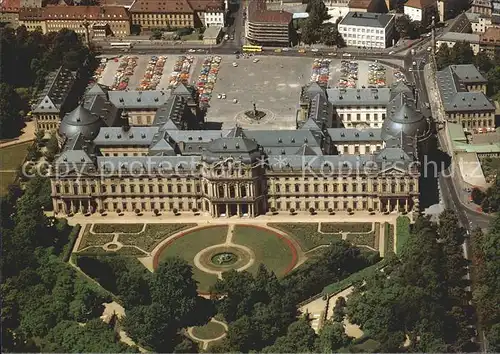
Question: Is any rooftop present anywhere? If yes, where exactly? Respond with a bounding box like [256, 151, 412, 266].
[0, 0, 20, 11]
[130, 0, 193, 13]
[348, 0, 375, 9]
[448, 64, 487, 83]
[404, 0, 437, 9]
[327, 87, 391, 106]
[437, 31, 480, 43]
[339, 12, 394, 28]
[247, 0, 293, 24]
[18, 5, 130, 20]
[481, 26, 500, 43]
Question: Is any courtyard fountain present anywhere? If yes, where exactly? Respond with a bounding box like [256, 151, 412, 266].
[244, 102, 266, 121]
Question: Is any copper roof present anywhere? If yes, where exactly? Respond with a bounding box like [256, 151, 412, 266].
[130, 0, 193, 13]
[247, 0, 292, 24]
[19, 5, 129, 20]
[404, 0, 436, 9]
[0, 0, 20, 12]
[348, 0, 374, 9]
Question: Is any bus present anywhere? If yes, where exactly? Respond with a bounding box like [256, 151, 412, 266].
[110, 42, 132, 48]
[242, 45, 262, 52]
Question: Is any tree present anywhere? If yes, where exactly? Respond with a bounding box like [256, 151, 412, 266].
[262, 319, 317, 353]
[45, 133, 59, 162]
[395, 15, 418, 39]
[475, 51, 494, 73]
[436, 43, 452, 70]
[315, 320, 350, 352]
[302, 0, 331, 44]
[0, 83, 24, 139]
[471, 187, 486, 205]
[450, 41, 475, 66]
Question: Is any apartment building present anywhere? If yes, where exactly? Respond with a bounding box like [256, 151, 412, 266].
[129, 0, 225, 30]
[338, 12, 395, 48]
[18, 6, 131, 37]
[480, 26, 500, 56]
[437, 64, 495, 129]
[404, 0, 438, 26]
[466, 12, 493, 33]
[471, 0, 492, 16]
[348, 0, 388, 12]
[0, 0, 19, 27]
[51, 83, 429, 216]
[245, 0, 293, 46]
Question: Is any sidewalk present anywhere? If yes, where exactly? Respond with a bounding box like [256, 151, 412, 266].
[0, 121, 35, 149]
[61, 211, 399, 227]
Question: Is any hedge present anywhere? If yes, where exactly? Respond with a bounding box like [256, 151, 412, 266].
[321, 222, 372, 233]
[396, 216, 411, 255]
[93, 223, 144, 234]
[62, 224, 81, 262]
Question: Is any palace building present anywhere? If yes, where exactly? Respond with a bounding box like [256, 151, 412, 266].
[50, 81, 432, 217]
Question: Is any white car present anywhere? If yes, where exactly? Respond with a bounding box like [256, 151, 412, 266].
[188, 49, 196, 53]
[217, 94, 222, 99]
[389, 50, 395, 55]
[221, 93, 227, 99]
[282, 48, 290, 51]
[311, 48, 319, 52]
[253, 58, 259, 63]
[232, 62, 238, 67]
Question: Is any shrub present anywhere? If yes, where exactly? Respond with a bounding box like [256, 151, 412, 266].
[135, 208, 140, 215]
[192, 208, 198, 214]
[368, 207, 374, 214]
[99, 209, 105, 215]
[347, 207, 353, 214]
[289, 208, 295, 215]
[93, 224, 143, 233]
[471, 187, 486, 205]
[116, 208, 121, 215]
[173, 208, 178, 215]
[328, 208, 334, 214]
[309, 207, 315, 215]
[271, 207, 276, 214]
[321, 223, 372, 233]
[62, 224, 81, 262]
[154, 208, 159, 216]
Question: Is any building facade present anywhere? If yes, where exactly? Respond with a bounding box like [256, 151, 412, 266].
[32, 67, 77, 133]
[18, 6, 131, 37]
[437, 64, 495, 129]
[471, 0, 492, 16]
[245, 0, 293, 46]
[466, 13, 493, 33]
[338, 12, 395, 48]
[403, 0, 438, 26]
[0, 0, 19, 27]
[480, 27, 500, 56]
[436, 32, 481, 54]
[50, 82, 431, 217]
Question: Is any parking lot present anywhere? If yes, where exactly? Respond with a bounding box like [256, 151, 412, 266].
[329, 60, 396, 89]
[96, 55, 199, 91]
[199, 55, 314, 130]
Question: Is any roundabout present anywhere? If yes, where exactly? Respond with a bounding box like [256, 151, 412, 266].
[153, 224, 298, 293]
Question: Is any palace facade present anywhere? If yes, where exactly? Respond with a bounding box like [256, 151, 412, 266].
[50, 80, 432, 217]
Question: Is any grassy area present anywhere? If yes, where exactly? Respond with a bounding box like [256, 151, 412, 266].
[480, 157, 500, 183]
[233, 225, 296, 277]
[118, 223, 196, 252]
[320, 222, 372, 233]
[385, 222, 395, 255]
[93, 223, 144, 233]
[0, 171, 18, 195]
[269, 223, 341, 251]
[0, 141, 31, 170]
[191, 321, 226, 340]
[78, 225, 115, 250]
[340, 337, 381, 352]
[396, 216, 411, 255]
[322, 260, 386, 296]
[157, 226, 227, 293]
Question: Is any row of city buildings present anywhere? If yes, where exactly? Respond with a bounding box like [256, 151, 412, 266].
[0, 0, 226, 37]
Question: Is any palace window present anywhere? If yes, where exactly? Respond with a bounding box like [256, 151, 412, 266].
[343, 184, 348, 192]
[324, 184, 328, 192]
[120, 184, 126, 193]
[56, 185, 61, 193]
[218, 185, 225, 197]
[130, 185, 135, 193]
[82, 185, 87, 194]
[149, 185, 154, 193]
[295, 184, 300, 192]
[275, 184, 281, 193]
[187, 185, 191, 193]
[159, 185, 163, 193]
[177, 185, 182, 193]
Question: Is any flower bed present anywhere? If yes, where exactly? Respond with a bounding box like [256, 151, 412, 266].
[118, 223, 196, 252]
[345, 231, 376, 248]
[320, 222, 372, 233]
[78, 225, 115, 250]
[93, 223, 144, 234]
[196, 55, 221, 104]
[268, 223, 341, 251]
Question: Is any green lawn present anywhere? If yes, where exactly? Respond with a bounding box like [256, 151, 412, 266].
[268, 223, 341, 251]
[385, 222, 395, 255]
[191, 321, 226, 340]
[118, 223, 196, 252]
[232, 225, 295, 277]
[157, 226, 228, 293]
[0, 171, 18, 195]
[0, 142, 31, 170]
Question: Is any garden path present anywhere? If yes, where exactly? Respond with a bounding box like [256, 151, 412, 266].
[187, 318, 228, 350]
